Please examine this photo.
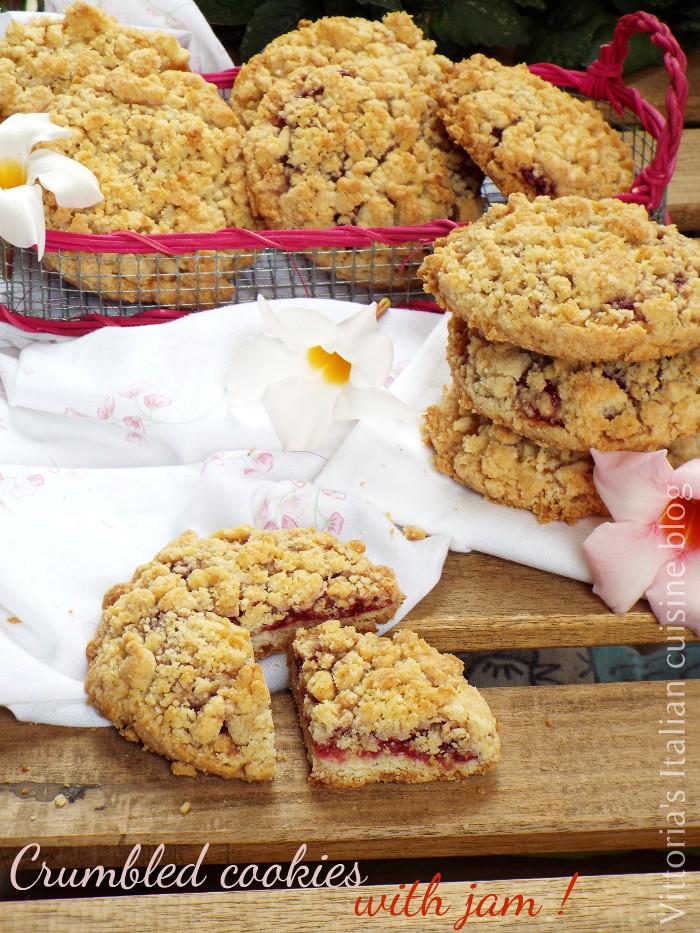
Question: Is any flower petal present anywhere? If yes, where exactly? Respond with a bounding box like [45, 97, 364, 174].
[0, 184, 46, 258]
[26, 149, 102, 208]
[646, 549, 700, 635]
[334, 385, 413, 422]
[591, 449, 674, 524]
[582, 519, 669, 613]
[0, 113, 69, 162]
[257, 295, 338, 350]
[668, 459, 700, 499]
[226, 335, 308, 404]
[347, 332, 395, 387]
[335, 301, 380, 346]
[263, 376, 340, 450]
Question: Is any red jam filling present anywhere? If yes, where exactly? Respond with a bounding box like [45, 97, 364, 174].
[314, 732, 477, 768]
[260, 599, 386, 634]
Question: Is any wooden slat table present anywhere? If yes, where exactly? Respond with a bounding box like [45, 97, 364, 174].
[3, 53, 700, 933]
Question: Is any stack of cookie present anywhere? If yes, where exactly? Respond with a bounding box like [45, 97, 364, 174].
[420, 194, 700, 523]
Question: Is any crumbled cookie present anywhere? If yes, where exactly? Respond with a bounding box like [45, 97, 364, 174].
[0, 1, 189, 119]
[86, 588, 276, 780]
[447, 314, 700, 452]
[231, 12, 451, 131]
[437, 53, 634, 200]
[423, 384, 605, 523]
[103, 526, 405, 660]
[423, 385, 699, 523]
[420, 195, 700, 362]
[289, 620, 500, 787]
[39, 67, 254, 307]
[243, 64, 482, 285]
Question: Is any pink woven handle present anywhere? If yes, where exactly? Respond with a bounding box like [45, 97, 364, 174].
[530, 12, 688, 213]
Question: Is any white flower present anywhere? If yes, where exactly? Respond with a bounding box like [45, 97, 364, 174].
[227, 296, 413, 450]
[0, 113, 103, 260]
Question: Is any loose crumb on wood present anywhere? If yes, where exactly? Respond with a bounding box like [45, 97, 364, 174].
[21, 764, 30, 772]
[476, 786, 487, 796]
[544, 716, 553, 727]
[53, 794, 68, 808]
[276, 752, 287, 761]
[179, 801, 192, 815]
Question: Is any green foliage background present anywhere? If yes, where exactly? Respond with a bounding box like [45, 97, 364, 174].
[196, 0, 700, 70]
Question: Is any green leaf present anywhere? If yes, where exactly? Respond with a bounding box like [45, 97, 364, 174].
[431, 0, 530, 48]
[194, 0, 263, 26]
[512, 0, 546, 9]
[240, 0, 320, 59]
[352, 0, 403, 9]
[527, 11, 610, 67]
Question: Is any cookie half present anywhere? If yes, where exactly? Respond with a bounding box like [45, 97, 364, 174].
[290, 620, 501, 787]
[447, 314, 700, 452]
[104, 526, 405, 659]
[85, 586, 276, 780]
[420, 195, 700, 362]
[437, 53, 634, 200]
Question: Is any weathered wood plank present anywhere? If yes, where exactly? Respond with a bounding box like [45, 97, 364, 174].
[1, 682, 697, 869]
[400, 551, 699, 651]
[1, 873, 697, 932]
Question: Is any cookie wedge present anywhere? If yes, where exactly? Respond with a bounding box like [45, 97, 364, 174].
[290, 621, 501, 787]
[86, 587, 276, 780]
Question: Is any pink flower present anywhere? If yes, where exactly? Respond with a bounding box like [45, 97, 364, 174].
[281, 514, 298, 529]
[27, 474, 44, 487]
[243, 452, 274, 476]
[120, 382, 151, 398]
[324, 511, 345, 535]
[263, 520, 278, 530]
[64, 407, 87, 419]
[125, 431, 148, 446]
[143, 393, 171, 409]
[123, 416, 144, 432]
[583, 450, 700, 634]
[322, 488, 346, 500]
[97, 397, 115, 420]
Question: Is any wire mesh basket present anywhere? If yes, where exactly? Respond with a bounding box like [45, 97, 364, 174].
[0, 11, 688, 334]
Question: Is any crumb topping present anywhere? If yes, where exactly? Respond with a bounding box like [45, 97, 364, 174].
[0, 1, 189, 120]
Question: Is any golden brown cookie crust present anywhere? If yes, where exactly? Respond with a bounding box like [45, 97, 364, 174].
[447, 315, 700, 452]
[243, 64, 483, 231]
[289, 620, 501, 787]
[105, 526, 405, 659]
[420, 195, 700, 362]
[0, 1, 189, 119]
[437, 53, 635, 201]
[86, 587, 276, 781]
[39, 67, 254, 307]
[231, 12, 451, 131]
[422, 385, 699, 523]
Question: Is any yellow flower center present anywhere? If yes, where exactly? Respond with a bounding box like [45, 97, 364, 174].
[307, 345, 351, 384]
[660, 497, 700, 550]
[0, 159, 26, 189]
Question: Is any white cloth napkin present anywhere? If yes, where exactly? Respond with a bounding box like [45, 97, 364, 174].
[0, 299, 448, 726]
[317, 314, 601, 583]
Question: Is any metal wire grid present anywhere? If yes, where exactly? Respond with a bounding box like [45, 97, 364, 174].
[0, 103, 663, 322]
